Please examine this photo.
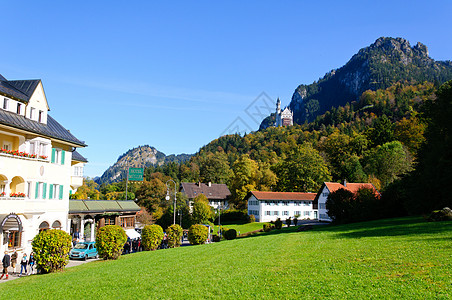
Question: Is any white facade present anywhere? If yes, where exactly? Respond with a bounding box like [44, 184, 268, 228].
[316, 186, 332, 222]
[0, 75, 85, 257]
[247, 195, 317, 223]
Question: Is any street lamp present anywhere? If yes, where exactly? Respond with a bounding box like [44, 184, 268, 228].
[165, 179, 177, 225]
[218, 202, 222, 238]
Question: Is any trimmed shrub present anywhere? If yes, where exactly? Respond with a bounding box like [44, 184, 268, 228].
[212, 234, 220, 242]
[223, 228, 237, 240]
[263, 223, 272, 232]
[141, 224, 164, 251]
[248, 214, 256, 223]
[214, 209, 248, 223]
[286, 217, 292, 227]
[275, 218, 283, 230]
[96, 225, 127, 260]
[428, 207, 452, 222]
[32, 229, 72, 273]
[166, 224, 183, 248]
[188, 224, 208, 245]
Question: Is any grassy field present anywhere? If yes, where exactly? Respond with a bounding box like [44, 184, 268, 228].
[213, 221, 268, 235]
[1, 216, 451, 299]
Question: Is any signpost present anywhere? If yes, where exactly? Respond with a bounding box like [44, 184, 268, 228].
[125, 167, 143, 201]
[128, 168, 144, 181]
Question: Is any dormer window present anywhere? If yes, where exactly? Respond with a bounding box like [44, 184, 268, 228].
[17, 103, 22, 114]
[3, 98, 8, 110]
[30, 107, 36, 120]
[38, 110, 43, 123]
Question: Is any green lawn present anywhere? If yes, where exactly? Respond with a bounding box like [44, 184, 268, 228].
[213, 222, 268, 235]
[1, 217, 451, 299]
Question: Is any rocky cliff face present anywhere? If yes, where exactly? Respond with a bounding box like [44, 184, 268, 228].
[96, 145, 192, 185]
[286, 37, 452, 124]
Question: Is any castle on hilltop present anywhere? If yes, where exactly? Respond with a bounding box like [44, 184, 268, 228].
[275, 98, 293, 127]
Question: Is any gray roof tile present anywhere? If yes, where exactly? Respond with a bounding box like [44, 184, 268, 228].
[0, 109, 86, 147]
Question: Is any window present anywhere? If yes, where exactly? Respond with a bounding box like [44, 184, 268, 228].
[2, 142, 12, 151]
[304, 201, 311, 206]
[265, 211, 271, 216]
[39, 221, 50, 231]
[120, 216, 135, 228]
[35, 182, 44, 199]
[39, 143, 47, 156]
[294, 211, 301, 216]
[8, 231, 21, 248]
[52, 221, 61, 229]
[319, 203, 326, 209]
[38, 110, 43, 123]
[27, 182, 32, 198]
[273, 211, 279, 216]
[105, 217, 115, 225]
[304, 211, 311, 216]
[322, 192, 329, 197]
[283, 211, 289, 216]
[17, 103, 22, 114]
[282, 201, 289, 206]
[3, 98, 9, 110]
[294, 201, 301, 206]
[30, 107, 36, 120]
[51, 148, 65, 165]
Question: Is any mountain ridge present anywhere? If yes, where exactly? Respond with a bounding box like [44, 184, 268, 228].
[96, 145, 192, 185]
[286, 37, 452, 124]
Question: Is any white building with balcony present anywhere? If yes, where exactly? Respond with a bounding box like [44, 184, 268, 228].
[246, 191, 317, 222]
[0, 74, 86, 255]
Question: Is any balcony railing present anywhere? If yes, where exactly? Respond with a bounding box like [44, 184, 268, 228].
[0, 150, 49, 162]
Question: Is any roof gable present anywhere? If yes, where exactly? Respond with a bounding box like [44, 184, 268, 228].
[181, 182, 231, 200]
[325, 182, 378, 194]
[248, 191, 316, 201]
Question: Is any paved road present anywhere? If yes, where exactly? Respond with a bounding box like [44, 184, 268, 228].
[0, 257, 100, 284]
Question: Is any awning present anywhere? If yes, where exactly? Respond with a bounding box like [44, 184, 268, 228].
[1, 213, 23, 232]
[125, 228, 140, 239]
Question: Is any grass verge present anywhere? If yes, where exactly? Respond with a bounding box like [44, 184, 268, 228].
[0, 216, 450, 299]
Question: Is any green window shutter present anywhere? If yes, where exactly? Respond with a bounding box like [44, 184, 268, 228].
[51, 148, 56, 163]
[49, 184, 54, 200]
[43, 183, 47, 199]
[35, 182, 39, 199]
[59, 185, 64, 200]
[61, 150, 65, 165]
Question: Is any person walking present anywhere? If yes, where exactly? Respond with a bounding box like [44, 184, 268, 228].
[10, 248, 17, 275]
[28, 252, 35, 275]
[19, 253, 28, 276]
[1, 251, 10, 280]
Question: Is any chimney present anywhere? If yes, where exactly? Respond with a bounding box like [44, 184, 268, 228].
[198, 181, 202, 187]
[208, 182, 211, 187]
[343, 179, 347, 187]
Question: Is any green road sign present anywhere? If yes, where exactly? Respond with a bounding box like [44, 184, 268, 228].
[128, 167, 144, 181]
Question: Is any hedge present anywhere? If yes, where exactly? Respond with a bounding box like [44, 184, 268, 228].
[32, 229, 72, 273]
[96, 225, 127, 260]
[166, 224, 183, 248]
[188, 224, 208, 245]
[142, 224, 164, 251]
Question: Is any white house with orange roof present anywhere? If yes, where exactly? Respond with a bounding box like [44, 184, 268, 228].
[313, 180, 380, 222]
[246, 191, 317, 222]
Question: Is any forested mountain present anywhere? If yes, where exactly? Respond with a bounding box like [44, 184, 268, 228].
[96, 145, 192, 185]
[287, 37, 452, 124]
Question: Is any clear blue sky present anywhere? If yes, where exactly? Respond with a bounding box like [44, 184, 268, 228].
[2, 1, 451, 178]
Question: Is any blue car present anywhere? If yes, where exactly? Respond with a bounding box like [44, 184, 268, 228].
[69, 242, 98, 260]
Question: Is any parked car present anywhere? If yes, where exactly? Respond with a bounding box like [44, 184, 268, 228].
[69, 242, 98, 260]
